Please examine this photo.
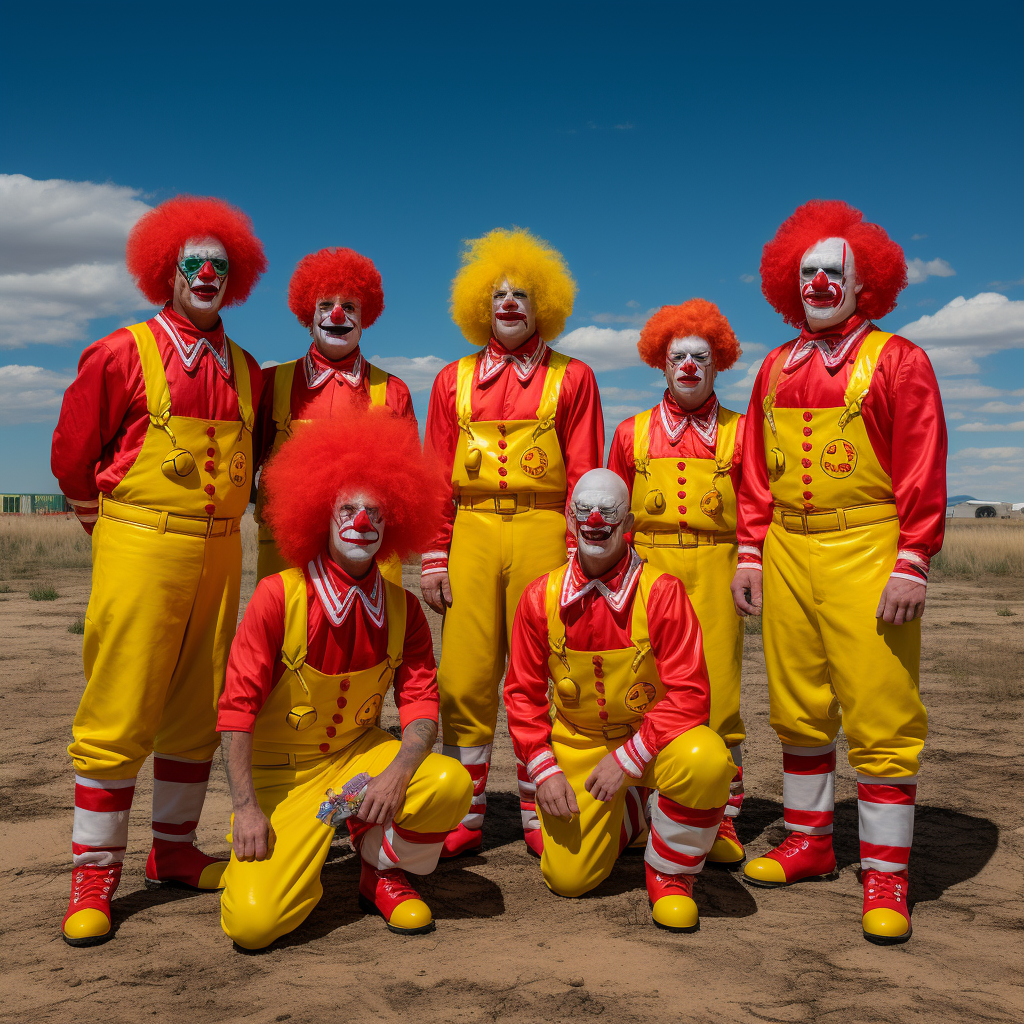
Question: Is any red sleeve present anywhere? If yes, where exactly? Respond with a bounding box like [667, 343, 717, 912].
[392, 591, 440, 728]
[217, 574, 287, 732]
[423, 362, 459, 556]
[606, 416, 637, 492]
[252, 363, 278, 473]
[556, 358, 604, 505]
[502, 576, 555, 768]
[385, 375, 418, 427]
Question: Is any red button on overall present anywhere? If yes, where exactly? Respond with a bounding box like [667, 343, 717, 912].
[678, 505, 687, 514]
[207, 427, 216, 438]
[205, 461, 215, 473]
[677, 477, 686, 485]
[597, 698, 606, 706]
[337, 697, 347, 708]
[340, 680, 350, 691]
[333, 714, 343, 724]
[802, 442, 812, 452]
[599, 711, 609, 721]
[802, 475, 812, 484]
[498, 440, 507, 450]
[803, 427, 812, 437]
[204, 484, 215, 496]
[803, 412, 813, 422]
[326, 727, 336, 738]
[498, 454, 507, 463]
[802, 458, 812, 468]
[803, 490, 813, 500]
[677, 462, 686, 471]
[207, 448, 215, 458]
[498, 467, 507, 477]
[205, 504, 216, 515]
[499, 481, 508, 489]
[319, 743, 330, 753]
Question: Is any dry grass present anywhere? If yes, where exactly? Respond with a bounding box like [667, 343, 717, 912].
[240, 515, 257, 577]
[0, 515, 91, 577]
[929, 644, 1024, 701]
[933, 520, 1024, 578]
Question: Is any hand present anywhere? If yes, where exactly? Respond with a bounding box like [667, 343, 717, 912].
[357, 764, 413, 828]
[731, 567, 763, 617]
[232, 804, 275, 862]
[876, 577, 927, 625]
[421, 570, 453, 614]
[536, 773, 579, 821]
[585, 752, 627, 803]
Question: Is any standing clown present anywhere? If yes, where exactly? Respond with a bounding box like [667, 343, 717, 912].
[51, 196, 267, 946]
[731, 200, 946, 944]
[218, 412, 472, 949]
[254, 247, 415, 585]
[608, 299, 747, 865]
[504, 469, 736, 931]
[422, 228, 604, 857]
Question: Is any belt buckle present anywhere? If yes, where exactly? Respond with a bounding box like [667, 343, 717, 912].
[496, 495, 518, 514]
[602, 723, 632, 740]
[781, 511, 807, 535]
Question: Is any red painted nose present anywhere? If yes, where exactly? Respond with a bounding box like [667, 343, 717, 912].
[197, 260, 217, 283]
[811, 270, 830, 292]
[585, 509, 605, 527]
[352, 509, 374, 532]
[330, 305, 347, 324]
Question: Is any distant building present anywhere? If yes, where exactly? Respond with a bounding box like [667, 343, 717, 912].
[1, 494, 68, 514]
[946, 499, 1014, 519]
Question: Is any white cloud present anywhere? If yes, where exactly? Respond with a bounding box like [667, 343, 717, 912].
[368, 354, 446, 392]
[0, 174, 153, 349]
[955, 420, 1024, 432]
[951, 447, 1024, 462]
[551, 327, 642, 372]
[261, 359, 280, 369]
[906, 257, 955, 284]
[721, 355, 766, 400]
[946, 447, 1024, 498]
[591, 307, 657, 327]
[900, 293, 1024, 358]
[739, 274, 756, 283]
[977, 400, 1024, 413]
[598, 386, 660, 401]
[911, 233, 928, 241]
[0, 364, 74, 424]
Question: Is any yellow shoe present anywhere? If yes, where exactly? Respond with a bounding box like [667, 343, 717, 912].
[386, 898, 433, 933]
[63, 908, 112, 946]
[743, 856, 789, 885]
[862, 870, 912, 945]
[706, 817, 744, 868]
[61, 864, 120, 947]
[646, 864, 699, 933]
[359, 863, 436, 935]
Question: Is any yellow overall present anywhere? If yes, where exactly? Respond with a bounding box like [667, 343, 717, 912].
[254, 359, 402, 585]
[70, 322, 254, 780]
[539, 564, 734, 897]
[220, 568, 472, 950]
[760, 332, 927, 777]
[439, 352, 571, 747]
[629, 405, 745, 748]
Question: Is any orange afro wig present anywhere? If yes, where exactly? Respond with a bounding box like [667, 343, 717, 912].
[760, 200, 907, 327]
[262, 409, 447, 568]
[126, 195, 267, 308]
[288, 248, 385, 329]
[638, 298, 741, 371]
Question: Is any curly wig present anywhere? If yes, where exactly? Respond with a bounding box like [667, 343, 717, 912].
[126, 195, 267, 307]
[638, 299, 741, 371]
[450, 227, 576, 346]
[262, 409, 448, 568]
[760, 200, 907, 326]
[288, 248, 384, 328]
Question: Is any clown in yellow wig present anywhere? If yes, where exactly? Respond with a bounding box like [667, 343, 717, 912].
[421, 227, 604, 858]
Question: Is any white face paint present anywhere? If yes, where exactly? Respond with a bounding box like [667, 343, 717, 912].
[570, 468, 633, 567]
[665, 336, 715, 410]
[491, 278, 537, 350]
[175, 237, 229, 313]
[329, 492, 384, 569]
[799, 236, 862, 330]
[312, 294, 363, 361]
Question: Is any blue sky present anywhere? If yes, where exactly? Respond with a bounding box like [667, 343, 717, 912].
[2, 2, 1022, 499]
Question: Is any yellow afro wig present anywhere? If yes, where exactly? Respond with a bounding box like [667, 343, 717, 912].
[450, 227, 577, 347]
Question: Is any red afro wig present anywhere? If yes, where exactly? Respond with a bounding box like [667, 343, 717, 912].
[288, 248, 384, 329]
[638, 298, 741, 371]
[262, 409, 447, 568]
[126, 195, 267, 308]
[760, 200, 907, 327]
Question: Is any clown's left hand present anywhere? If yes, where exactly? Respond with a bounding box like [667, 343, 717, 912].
[585, 752, 627, 803]
[876, 578, 927, 625]
[357, 764, 413, 828]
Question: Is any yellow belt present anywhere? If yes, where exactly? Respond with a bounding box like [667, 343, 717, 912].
[772, 501, 898, 535]
[633, 529, 735, 549]
[554, 710, 637, 741]
[250, 749, 335, 769]
[456, 492, 566, 515]
[100, 495, 242, 538]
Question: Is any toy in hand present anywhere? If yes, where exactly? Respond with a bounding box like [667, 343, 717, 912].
[316, 772, 372, 827]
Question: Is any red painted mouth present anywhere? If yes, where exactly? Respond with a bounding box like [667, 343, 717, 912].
[677, 374, 701, 385]
[579, 525, 613, 542]
[801, 282, 844, 309]
[340, 531, 379, 546]
[320, 322, 354, 337]
[191, 285, 220, 300]
[495, 311, 528, 322]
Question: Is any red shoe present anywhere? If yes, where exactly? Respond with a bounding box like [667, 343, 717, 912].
[862, 869, 912, 945]
[62, 864, 121, 947]
[144, 838, 227, 891]
[523, 828, 543, 858]
[706, 816, 745, 868]
[645, 862, 699, 933]
[743, 831, 837, 888]
[440, 822, 482, 858]
[358, 862, 435, 935]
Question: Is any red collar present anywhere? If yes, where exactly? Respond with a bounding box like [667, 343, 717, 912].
[155, 306, 231, 378]
[477, 332, 547, 386]
[304, 343, 365, 390]
[659, 392, 719, 447]
[787, 314, 872, 372]
[561, 548, 643, 612]
[308, 552, 385, 628]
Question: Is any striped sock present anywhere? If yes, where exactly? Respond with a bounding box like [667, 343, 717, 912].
[782, 741, 836, 835]
[646, 793, 725, 875]
[858, 774, 916, 872]
[151, 755, 213, 844]
[72, 776, 135, 867]
[442, 743, 491, 831]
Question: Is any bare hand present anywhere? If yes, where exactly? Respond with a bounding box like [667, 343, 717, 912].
[585, 752, 627, 803]
[731, 567, 763, 617]
[421, 570, 453, 614]
[357, 764, 413, 828]
[876, 577, 927, 625]
[536, 773, 579, 821]
[232, 804, 275, 862]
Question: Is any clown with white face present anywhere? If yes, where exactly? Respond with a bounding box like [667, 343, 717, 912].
[798, 236, 862, 331]
[312, 295, 363, 362]
[172, 237, 230, 329]
[569, 469, 633, 574]
[329, 493, 384, 574]
[491, 278, 537, 351]
[665, 335, 716, 411]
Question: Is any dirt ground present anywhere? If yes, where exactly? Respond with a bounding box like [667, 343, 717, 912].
[1, 545, 1022, 1023]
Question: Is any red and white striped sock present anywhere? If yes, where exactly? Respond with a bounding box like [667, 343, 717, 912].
[858, 774, 916, 872]
[442, 743, 491, 831]
[619, 786, 651, 853]
[359, 822, 449, 875]
[646, 793, 726, 875]
[725, 747, 744, 819]
[782, 740, 836, 835]
[72, 776, 135, 867]
[151, 755, 213, 844]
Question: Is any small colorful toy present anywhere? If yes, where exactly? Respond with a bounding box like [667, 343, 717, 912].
[316, 772, 372, 827]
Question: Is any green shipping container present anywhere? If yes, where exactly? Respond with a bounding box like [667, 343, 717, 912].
[31, 494, 67, 513]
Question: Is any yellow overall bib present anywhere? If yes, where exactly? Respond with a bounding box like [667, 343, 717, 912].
[760, 332, 927, 777]
[254, 360, 402, 585]
[220, 568, 472, 950]
[629, 405, 745, 748]
[71, 322, 254, 780]
[539, 564, 733, 897]
[439, 352, 572, 747]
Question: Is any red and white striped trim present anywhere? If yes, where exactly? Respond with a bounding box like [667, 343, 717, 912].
[72, 775, 136, 867]
[726, 759, 744, 819]
[737, 544, 762, 571]
[478, 338, 547, 385]
[892, 550, 929, 585]
[151, 755, 212, 844]
[619, 786, 650, 852]
[420, 551, 449, 577]
[66, 496, 99, 524]
[613, 734, 653, 779]
[155, 311, 231, 378]
[359, 821, 446, 875]
[305, 349, 365, 390]
[517, 759, 543, 832]
[646, 795, 724, 876]
[309, 555, 385, 628]
[525, 750, 562, 787]
[782, 740, 836, 835]
[857, 775, 916, 872]
[560, 548, 643, 613]
[659, 395, 718, 448]
[443, 743, 491, 830]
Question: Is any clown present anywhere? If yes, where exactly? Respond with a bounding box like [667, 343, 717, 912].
[608, 299, 747, 865]
[421, 228, 604, 857]
[51, 196, 267, 946]
[218, 411, 473, 949]
[732, 201, 946, 944]
[504, 469, 735, 930]
[254, 247, 415, 585]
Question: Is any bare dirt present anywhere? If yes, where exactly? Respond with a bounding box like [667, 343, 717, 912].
[1, 553, 1022, 1024]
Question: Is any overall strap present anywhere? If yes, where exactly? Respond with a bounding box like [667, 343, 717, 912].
[714, 405, 741, 476]
[533, 350, 570, 441]
[272, 360, 298, 436]
[367, 363, 390, 407]
[383, 579, 408, 671]
[128, 322, 175, 443]
[839, 331, 893, 432]
[632, 408, 654, 478]
[279, 568, 309, 675]
[545, 565, 570, 670]
[628, 564, 656, 674]
[761, 343, 795, 440]
[455, 353, 480, 442]
[227, 338, 255, 434]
